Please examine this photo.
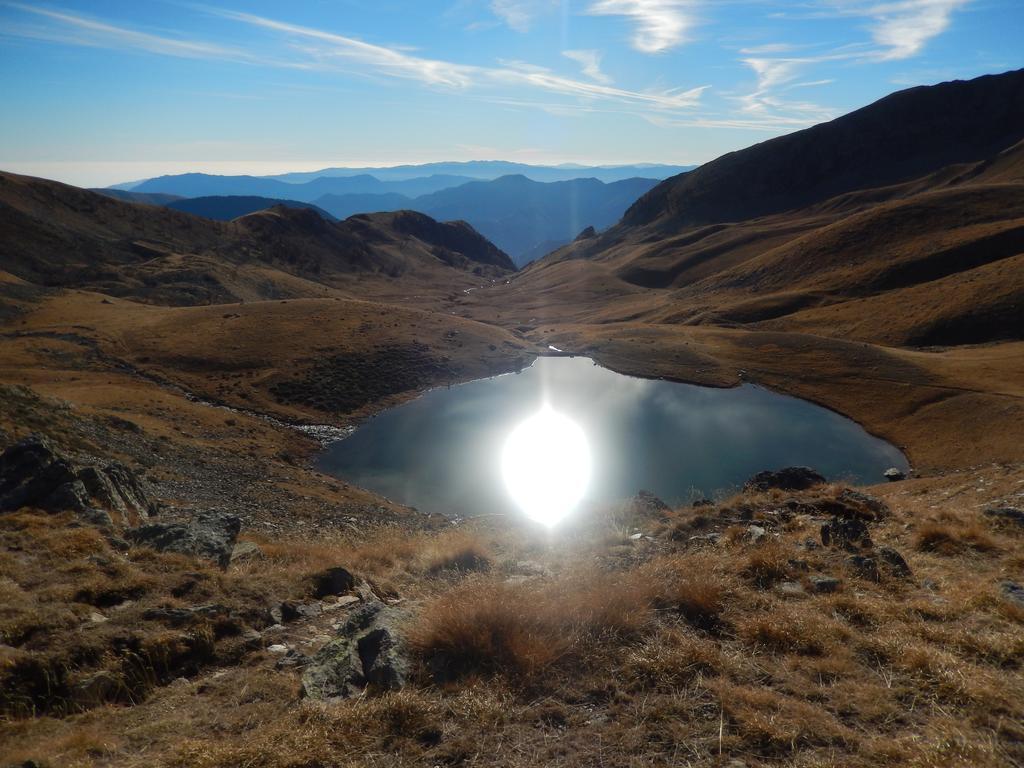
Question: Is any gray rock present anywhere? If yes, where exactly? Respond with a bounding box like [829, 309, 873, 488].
[312, 566, 357, 598]
[744, 467, 825, 493]
[281, 601, 322, 622]
[0, 434, 154, 523]
[127, 511, 241, 569]
[883, 467, 906, 482]
[746, 524, 766, 543]
[230, 541, 264, 564]
[877, 546, 912, 578]
[811, 576, 841, 593]
[0, 435, 80, 512]
[821, 516, 870, 549]
[778, 581, 805, 596]
[301, 601, 408, 700]
[983, 507, 1024, 528]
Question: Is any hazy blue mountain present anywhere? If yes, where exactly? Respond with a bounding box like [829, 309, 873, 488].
[314, 192, 413, 220]
[314, 174, 661, 266]
[268, 161, 692, 184]
[90, 188, 183, 205]
[166, 196, 336, 221]
[127, 173, 477, 202]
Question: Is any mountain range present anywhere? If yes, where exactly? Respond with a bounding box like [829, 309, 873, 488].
[105, 167, 675, 265]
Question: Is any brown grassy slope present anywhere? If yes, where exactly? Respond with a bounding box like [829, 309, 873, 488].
[11, 289, 534, 424]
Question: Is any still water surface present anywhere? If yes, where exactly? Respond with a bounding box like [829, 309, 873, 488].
[316, 356, 908, 518]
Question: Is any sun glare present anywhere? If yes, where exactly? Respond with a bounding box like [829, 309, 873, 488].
[501, 406, 591, 526]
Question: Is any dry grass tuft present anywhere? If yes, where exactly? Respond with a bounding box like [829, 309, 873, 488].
[914, 521, 998, 555]
[409, 571, 654, 682]
[418, 530, 492, 575]
[738, 606, 846, 656]
[623, 628, 721, 691]
[741, 541, 792, 588]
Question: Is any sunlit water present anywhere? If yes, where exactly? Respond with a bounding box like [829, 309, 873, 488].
[316, 356, 908, 518]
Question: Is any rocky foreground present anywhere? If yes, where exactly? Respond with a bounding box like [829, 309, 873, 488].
[1, 424, 1022, 767]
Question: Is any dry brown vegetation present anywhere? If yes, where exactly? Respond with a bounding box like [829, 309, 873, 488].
[3, 478, 1022, 767]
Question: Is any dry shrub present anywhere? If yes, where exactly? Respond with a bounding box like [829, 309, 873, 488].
[409, 571, 654, 682]
[712, 680, 855, 754]
[738, 606, 845, 656]
[914, 522, 997, 555]
[741, 541, 792, 588]
[175, 690, 444, 768]
[418, 530, 492, 575]
[623, 628, 721, 691]
[646, 555, 728, 632]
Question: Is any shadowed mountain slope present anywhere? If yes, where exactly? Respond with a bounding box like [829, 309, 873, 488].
[621, 69, 1024, 231]
[0, 172, 514, 306]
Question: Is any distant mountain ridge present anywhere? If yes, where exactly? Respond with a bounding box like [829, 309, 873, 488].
[315, 175, 660, 265]
[111, 166, 676, 265]
[166, 196, 336, 222]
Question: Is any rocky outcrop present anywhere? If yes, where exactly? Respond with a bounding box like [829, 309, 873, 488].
[301, 601, 408, 700]
[744, 467, 826, 493]
[0, 434, 154, 525]
[127, 511, 241, 569]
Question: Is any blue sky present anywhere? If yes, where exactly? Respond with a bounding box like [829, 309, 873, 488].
[1, 0, 1020, 186]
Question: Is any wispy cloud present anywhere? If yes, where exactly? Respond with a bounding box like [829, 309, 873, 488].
[2, 4, 706, 113]
[563, 49, 611, 84]
[489, 0, 557, 32]
[220, 10, 706, 108]
[729, 0, 969, 131]
[856, 0, 971, 60]
[586, 0, 697, 54]
[5, 3, 252, 62]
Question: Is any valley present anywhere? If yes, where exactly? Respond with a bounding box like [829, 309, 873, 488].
[1, 70, 1023, 768]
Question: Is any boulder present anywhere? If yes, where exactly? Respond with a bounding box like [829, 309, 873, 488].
[312, 566, 358, 598]
[983, 507, 1024, 528]
[0, 434, 154, 524]
[746, 525, 767, 544]
[229, 541, 264, 564]
[744, 467, 826, 493]
[127, 511, 241, 569]
[810, 576, 841, 593]
[820, 516, 870, 549]
[0, 435, 82, 512]
[883, 467, 906, 482]
[281, 601, 323, 622]
[301, 601, 408, 700]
